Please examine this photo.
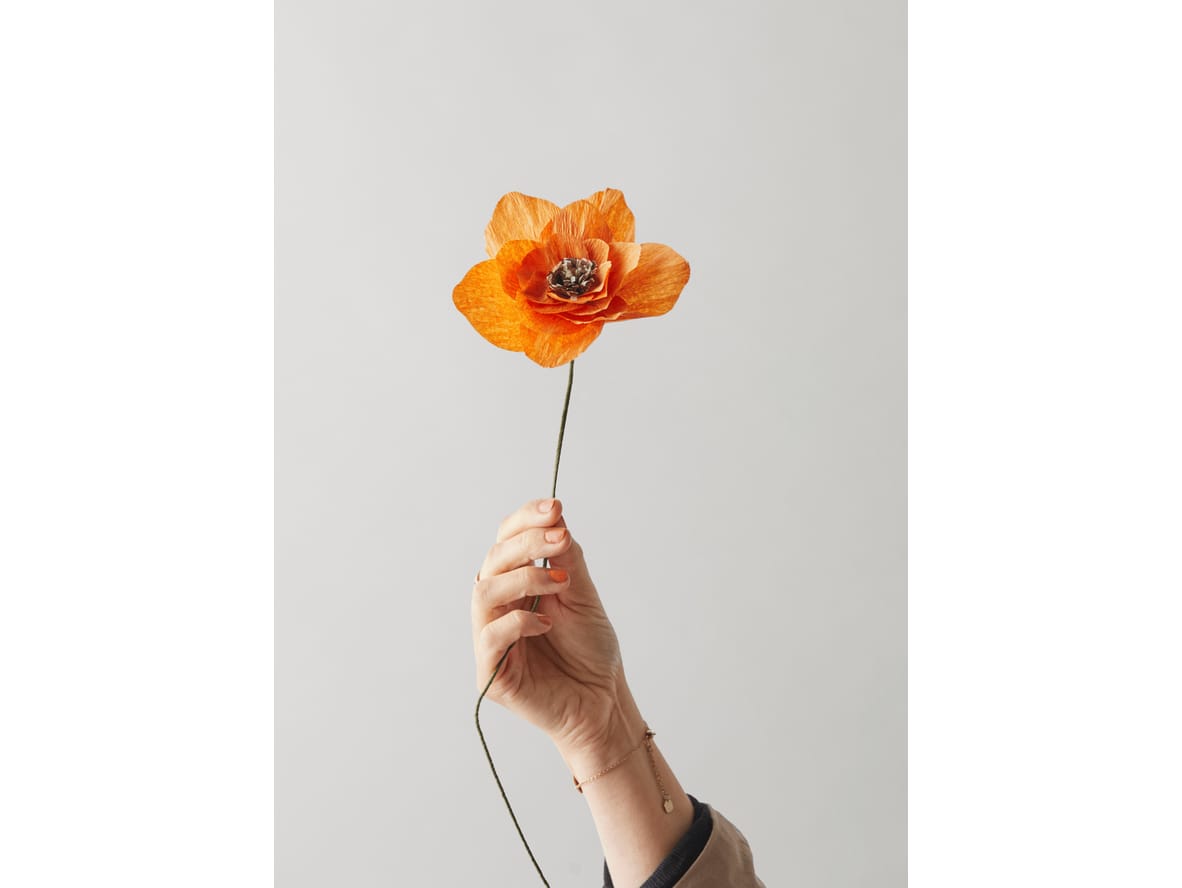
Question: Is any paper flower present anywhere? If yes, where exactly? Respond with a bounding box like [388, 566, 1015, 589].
[453, 189, 690, 367]
[465, 190, 692, 884]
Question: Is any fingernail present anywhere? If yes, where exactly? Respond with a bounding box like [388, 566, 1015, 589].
[536, 613, 552, 626]
[548, 568, 568, 583]
[544, 528, 566, 543]
[537, 499, 555, 512]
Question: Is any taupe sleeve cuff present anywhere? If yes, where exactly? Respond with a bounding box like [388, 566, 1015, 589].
[602, 798, 764, 888]
[670, 804, 765, 888]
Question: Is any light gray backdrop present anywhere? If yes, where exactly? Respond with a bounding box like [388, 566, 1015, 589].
[277, 1, 905, 884]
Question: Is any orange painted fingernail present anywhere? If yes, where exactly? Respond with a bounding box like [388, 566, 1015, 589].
[548, 569, 568, 583]
[544, 528, 566, 543]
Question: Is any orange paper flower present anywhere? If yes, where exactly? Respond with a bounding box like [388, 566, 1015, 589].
[453, 189, 690, 367]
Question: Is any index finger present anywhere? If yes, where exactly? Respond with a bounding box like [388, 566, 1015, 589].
[496, 498, 564, 543]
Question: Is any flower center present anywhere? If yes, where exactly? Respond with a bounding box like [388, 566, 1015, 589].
[547, 257, 598, 299]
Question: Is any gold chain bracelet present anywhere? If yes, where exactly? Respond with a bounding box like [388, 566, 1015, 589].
[571, 726, 674, 814]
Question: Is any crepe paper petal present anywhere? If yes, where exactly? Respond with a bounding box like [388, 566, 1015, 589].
[523, 317, 603, 368]
[586, 189, 635, 242]
[605, 241, 641, 292]
[527, 299, 596, 315]
[453, 259, 535, 351]
[484, 193, 560, 259]
[613, 243, 691, 319]
[543, 200, 614, 245]
[564, 290, 614, 315]
[515, 246, 563, 300]
[581, 238, 612, 268]
[494, 239, 541, 298]
[526, 284, 611, 314]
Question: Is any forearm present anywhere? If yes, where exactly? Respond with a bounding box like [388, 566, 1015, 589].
[554, 680, 693, 888]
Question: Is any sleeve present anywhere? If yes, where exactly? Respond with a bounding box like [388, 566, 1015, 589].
[602, 797, 765, 888]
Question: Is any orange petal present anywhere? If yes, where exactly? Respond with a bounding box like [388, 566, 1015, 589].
[452, 259, 534, 352]
[606, 241, 641, 293]
[563, 282, 615, 316]
[583, 239, 611, 266]
[613, 243, 690, 319]
[516, 244, 561, 300]
[494, 239, 540, 298]
[542, 201, 613, 245]
[523, 317, 603, 368]
[484, 193, 560, 259]
[585, 189, 635, 242]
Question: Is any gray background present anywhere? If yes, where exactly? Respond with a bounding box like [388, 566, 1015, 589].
[277, 0, 904, 884]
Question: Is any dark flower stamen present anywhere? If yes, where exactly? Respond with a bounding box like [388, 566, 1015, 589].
[547, 257, 598, 299]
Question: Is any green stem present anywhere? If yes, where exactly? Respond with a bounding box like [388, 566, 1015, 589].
[549, 360, 575, 500]
[474, 359, 575, 887]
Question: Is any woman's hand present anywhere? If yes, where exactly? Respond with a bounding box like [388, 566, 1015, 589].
[472, 498, 640, 771]
[473, 499, 701, 887]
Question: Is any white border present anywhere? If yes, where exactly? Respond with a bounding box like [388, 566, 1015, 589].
[912, 1, 1182, 884]
[4, 1, 1182, 884]
[0, 3, 273, 885]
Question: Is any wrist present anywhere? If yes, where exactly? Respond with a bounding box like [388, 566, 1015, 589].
[554, 679, 647, 780]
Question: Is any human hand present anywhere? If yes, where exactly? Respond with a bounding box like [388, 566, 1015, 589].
[472, 499, 643, 772]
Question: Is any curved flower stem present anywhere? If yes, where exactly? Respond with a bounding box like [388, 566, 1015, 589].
[474, 359, 575, 887]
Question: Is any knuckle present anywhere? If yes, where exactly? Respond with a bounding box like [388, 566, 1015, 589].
[485, 540, 505, 570]
[478, 620, 494, 649]
[473, 576, 491, 609]
[475, 640, 491, 670]
[516, 567, 534, 598]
